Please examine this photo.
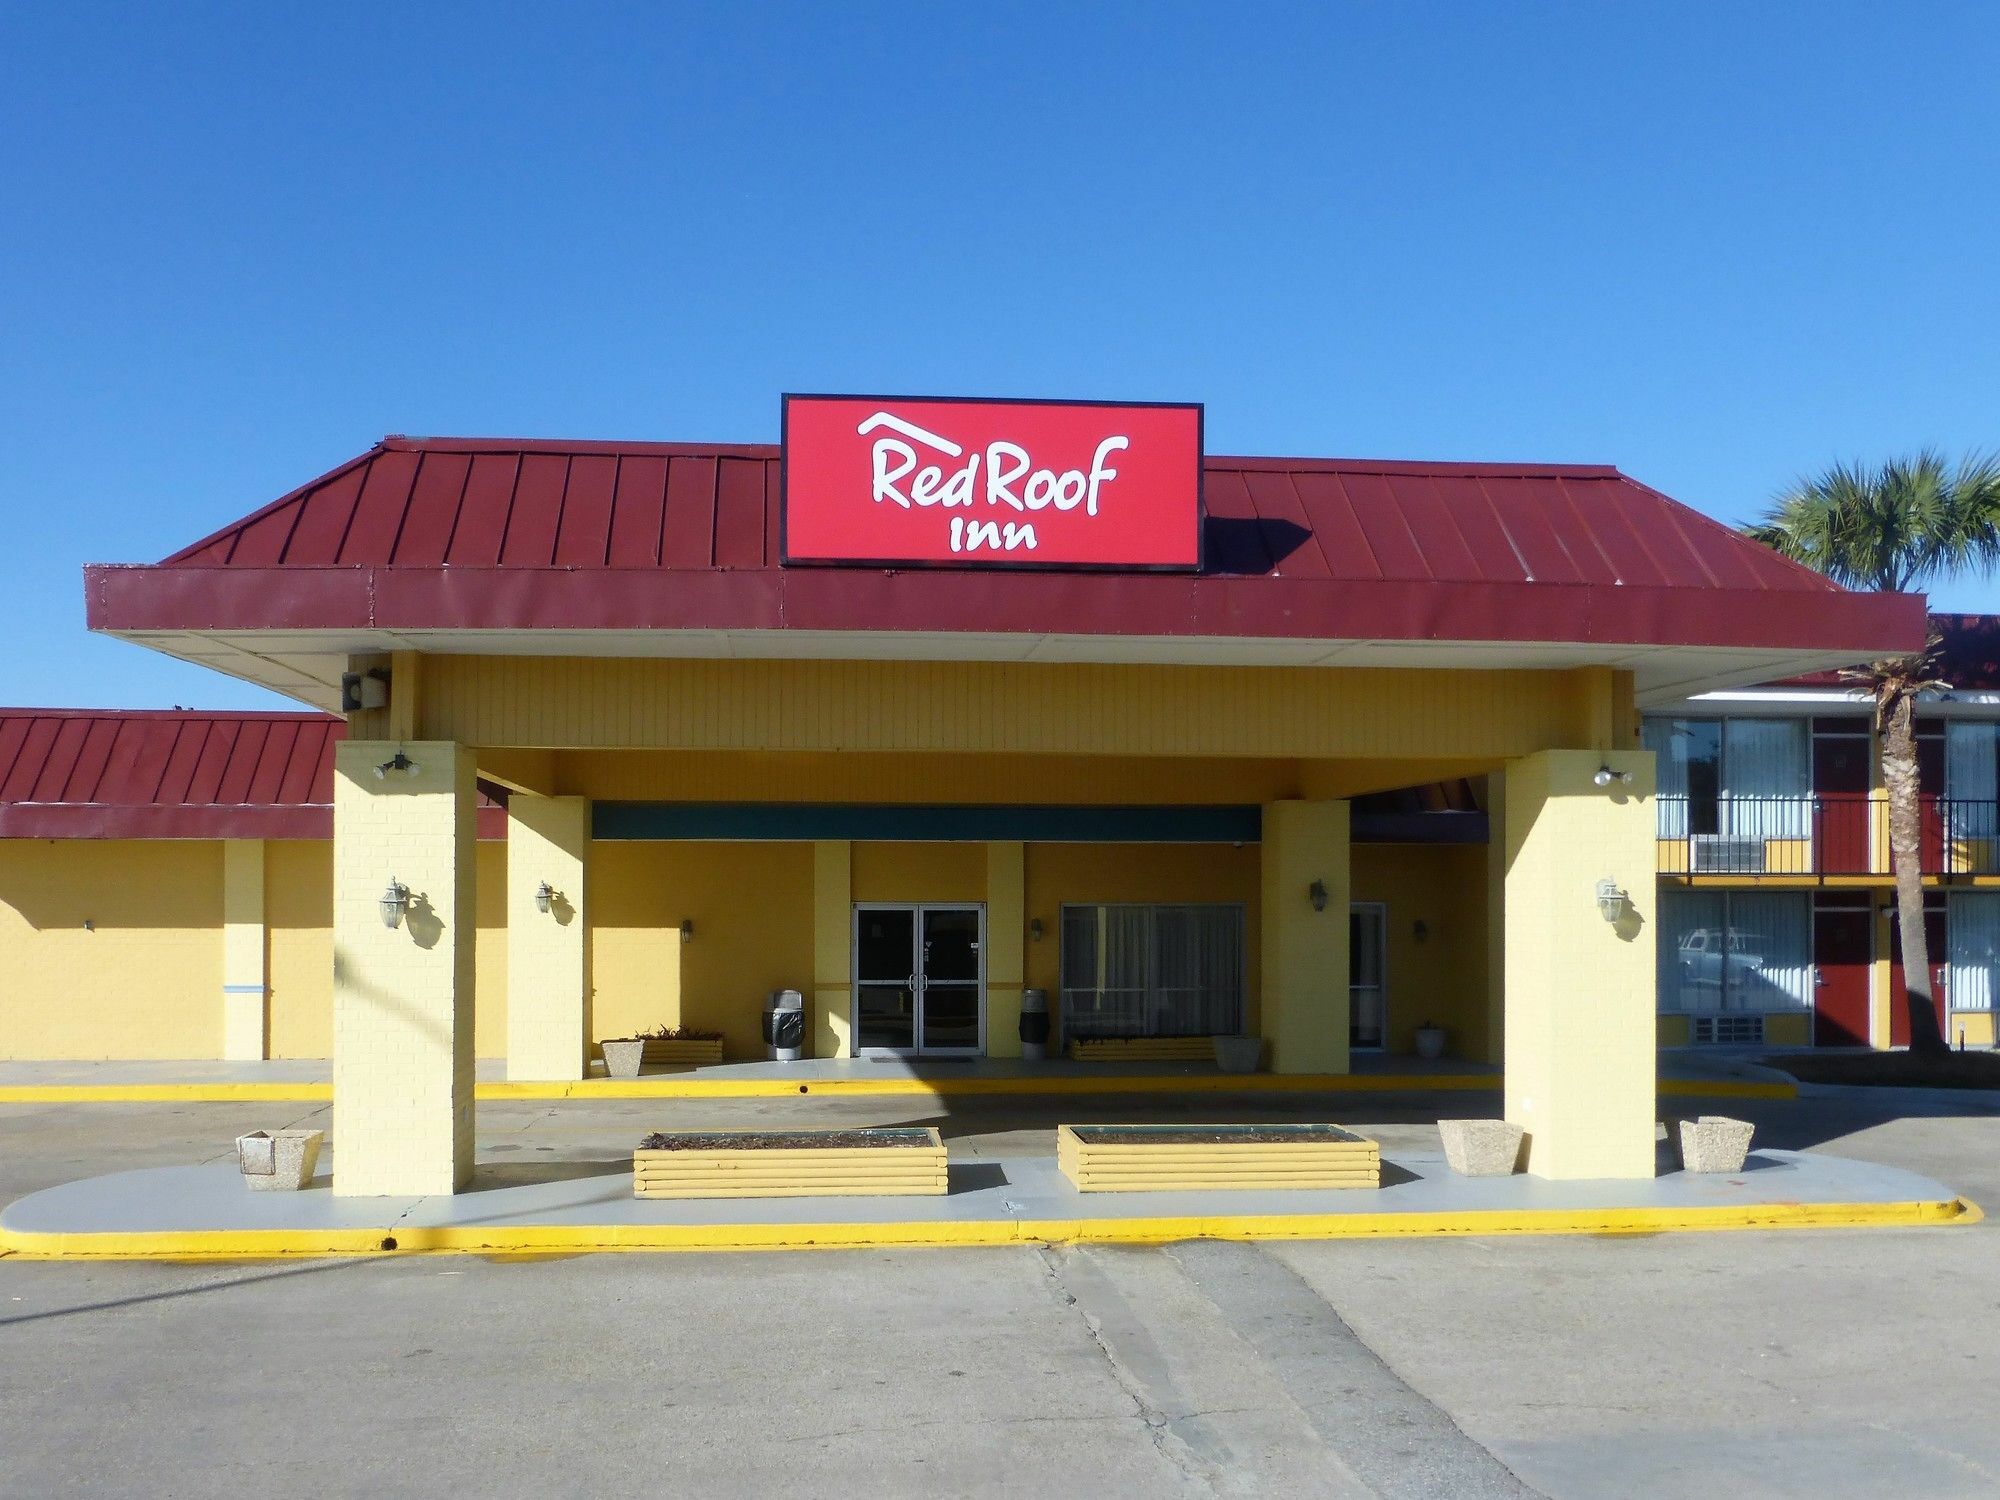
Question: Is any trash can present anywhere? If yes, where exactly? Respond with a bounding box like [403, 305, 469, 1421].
[1019, 988, 1051, 1061]
[763, 988, 806, 1062]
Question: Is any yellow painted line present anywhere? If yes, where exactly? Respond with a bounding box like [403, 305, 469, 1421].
[0, 1083, 334, 1104]
[0, 1072, 1793, 1104]
[0, 1195, 1977, 1261]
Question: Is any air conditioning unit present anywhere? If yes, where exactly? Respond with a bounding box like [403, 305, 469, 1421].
[1690, 835, 1767, 874]
[1691, 1015, 1765, 1046]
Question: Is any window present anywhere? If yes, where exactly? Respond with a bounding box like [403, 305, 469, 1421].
[1947, 723, 2000, 845]
[1949, 892, 2000, 1013]
[1060, 904, 1244, 1039]
[1657, 889, 1812, 1013]
[1643, 716, 1809, 838]
[1350, 903, 1386, 1049]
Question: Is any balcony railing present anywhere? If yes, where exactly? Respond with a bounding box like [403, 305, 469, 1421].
[1656, 795, 2000, 878]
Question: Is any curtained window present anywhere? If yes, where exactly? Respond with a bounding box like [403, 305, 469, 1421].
[1947, 723, 2000, 844]
[1949, 892, 2000, 1013]
[1657, 888, 1811, 1013]
[1060, 904, 1244, 1038]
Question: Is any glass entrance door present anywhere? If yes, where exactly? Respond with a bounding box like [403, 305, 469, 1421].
[852, 903, 984, 1055]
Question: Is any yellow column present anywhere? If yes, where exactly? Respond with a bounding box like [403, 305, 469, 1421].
[813, 840, 852, 1058]
[221, 839, 267, 1060]
[985, 841, 1025, 1058]
[505, 795, 589, 1081]
[1260, 800, 1351, 1074]
[1503, 748, 1656, 1180]
[332, 740, 476, 1197]
[1483, 772, 1506, 1067]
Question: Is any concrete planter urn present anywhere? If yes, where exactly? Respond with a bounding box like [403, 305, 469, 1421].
[1668, 1115, 1756, 1174]
[1413, 1023, 1447, 1060]
[236, 1129, 324, 1191]
[1211, 1036, 1264, 1074]
[1437, 1118, 1523, 1177]
[601, 1039, 646, 1079]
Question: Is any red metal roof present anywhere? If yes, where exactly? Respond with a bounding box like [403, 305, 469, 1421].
[86, 435, 1924, 658]
[0, 709, 505, 840]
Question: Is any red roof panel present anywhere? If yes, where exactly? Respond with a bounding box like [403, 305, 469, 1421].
[104, 433, 1920, 658]
[0, 710, 506, 839]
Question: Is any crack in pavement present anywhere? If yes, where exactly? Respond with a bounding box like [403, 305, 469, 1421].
[1166, 1240, 1545, 1499]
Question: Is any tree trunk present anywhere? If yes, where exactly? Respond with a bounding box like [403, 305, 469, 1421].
[1881, 676, 1949, 1055]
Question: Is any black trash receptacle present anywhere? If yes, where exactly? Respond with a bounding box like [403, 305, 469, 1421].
[1019, 987, 1050, 1061]
[763, 989, 806, 1062]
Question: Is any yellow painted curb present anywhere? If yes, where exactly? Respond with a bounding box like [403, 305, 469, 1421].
[0, 1195, 1975, 1261]
[0, 1073, 1795, 1105]
[0, 1083, 336, 1104]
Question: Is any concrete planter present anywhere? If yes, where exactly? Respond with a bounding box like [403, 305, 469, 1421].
[1413, 1025, 1447, 1060]
[235, 1129, 323, 1191]
[634, 1127, 947, 1199]
[1211, 1036, 1264, 1074]
[1058, 1122, 1379, 1192]
[1437, 1118, 1523, 1177]
[601, 1039, 646, 1078]
[1668, 1115, 1756, 1174]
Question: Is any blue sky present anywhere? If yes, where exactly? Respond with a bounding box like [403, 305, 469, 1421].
[3, 3, 1996, 709]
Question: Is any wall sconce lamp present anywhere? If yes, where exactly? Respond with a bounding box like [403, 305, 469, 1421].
[379, 878, 411, 930]
[1029, 917, 1045, 942]
[1308, 879, 1329, 913]
[374, 751, 419, 780]
[535, 881, 557, 914]
[1592, 764, 1633, 788]
[1595, 878, 1629, 924]
[680, 918, 695, 942]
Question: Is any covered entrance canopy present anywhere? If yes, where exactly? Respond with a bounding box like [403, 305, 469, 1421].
[86, 433, 1923, 1194]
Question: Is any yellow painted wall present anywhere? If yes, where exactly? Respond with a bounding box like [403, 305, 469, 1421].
[1764, 1012, 1811, 1047]
[1951, 1011, 1996, 1048]
[0, 840, 223, 1059]
[265, 839, 507, 1059]
[588, 841, 813, 1058]
[1023, 843, 1262, 1036]
[1350, 844, 1491, 1060]
[851, 842, 986, 904]
[414, 655, 1612, 761]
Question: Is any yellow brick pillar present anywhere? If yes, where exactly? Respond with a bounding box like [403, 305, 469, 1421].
[221, 839, 267, 1060]
[1503, 748, 1656, 1180]
[505, 795, 589, 1081]
[813, 840, 852, 1058]
[985, 841, 1025, 1058]
[1260, 800, 1351, 1074]
[332, 741, 476, 1197]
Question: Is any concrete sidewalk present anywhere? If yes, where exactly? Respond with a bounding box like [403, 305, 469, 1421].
[0, 1147, 1971, 1258]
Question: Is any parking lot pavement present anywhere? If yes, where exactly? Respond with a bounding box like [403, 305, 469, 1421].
[3, 1088, 1999, 1498]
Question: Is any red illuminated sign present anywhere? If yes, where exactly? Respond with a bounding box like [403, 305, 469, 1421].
[781, 395, 1203, 570]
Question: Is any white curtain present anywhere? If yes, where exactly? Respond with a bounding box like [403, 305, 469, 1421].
[1644, 717, 1691, 837]
[1657, 889, 1809, 1012]
[1658, 890, 1725, 1013]
[1723, 719, 1809, 840]
[1947, 723, 1999, 845]
[1949, 892, 2000, 1012]
[1725, 891, 1813, 1011]
[1061, 904, 1244, 1038]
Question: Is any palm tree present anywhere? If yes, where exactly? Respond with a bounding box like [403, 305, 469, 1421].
[1746, 451, 2000, 1055]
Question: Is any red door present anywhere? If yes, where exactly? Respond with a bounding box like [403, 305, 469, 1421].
[1888, 898, 1949, 1047]
[1917, 729, 1946, 873]
[1813, 726, 1872, 874]
[1813, 902, 1873, 1046]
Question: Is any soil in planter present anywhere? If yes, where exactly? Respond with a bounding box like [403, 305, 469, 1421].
[639, 1128, 936, 1151]
[1069, 1124, 1368, 1146]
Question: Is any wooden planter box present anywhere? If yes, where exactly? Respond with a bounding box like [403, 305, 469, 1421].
[1057, 1123, 1380, 1192]
[633, 1127, 947, 1199]
[600, 1037, 725, 1070]
[1067, 1036, 1217, 1063]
